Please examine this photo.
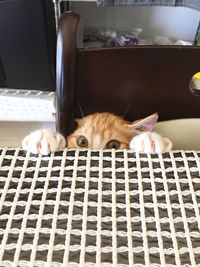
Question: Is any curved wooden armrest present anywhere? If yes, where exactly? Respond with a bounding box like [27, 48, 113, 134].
[56, 12, 80, 136]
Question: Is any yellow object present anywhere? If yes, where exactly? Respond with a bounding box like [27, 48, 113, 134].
[193, 72, 200, 79]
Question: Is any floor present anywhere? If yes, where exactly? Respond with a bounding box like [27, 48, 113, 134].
[0, 121, 55, 147]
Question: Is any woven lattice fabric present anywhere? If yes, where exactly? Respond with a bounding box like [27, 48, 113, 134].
[0, 148, 200, 266]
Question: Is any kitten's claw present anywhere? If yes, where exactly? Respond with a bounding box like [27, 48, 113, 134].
[129, 132, 172, 154]
[37, 142, 41, 151]
[22, 129, 66, 155]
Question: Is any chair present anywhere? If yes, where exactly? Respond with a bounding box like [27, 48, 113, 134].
[56, 11, 200, 137]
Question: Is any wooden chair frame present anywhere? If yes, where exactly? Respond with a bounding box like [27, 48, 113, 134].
[56, 11, 200, 137]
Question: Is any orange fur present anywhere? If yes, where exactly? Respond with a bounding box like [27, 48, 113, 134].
[67, 112, 158, 149]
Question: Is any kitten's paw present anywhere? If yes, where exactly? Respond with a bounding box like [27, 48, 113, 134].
[129, 132, 172, 154]
[22, 129, 66, 155]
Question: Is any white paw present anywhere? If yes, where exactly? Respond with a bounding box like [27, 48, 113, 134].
[129, 132, 172, 154]
[22, 129, 66, 155]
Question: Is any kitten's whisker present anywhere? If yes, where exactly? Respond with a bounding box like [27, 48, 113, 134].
[121, 103, 130, 120]
[78, 102, 84, 118]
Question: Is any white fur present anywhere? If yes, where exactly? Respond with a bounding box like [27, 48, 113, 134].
[22, 129, 66, 155]
[130, 132, 172, 154]
[22, 129, 172, 155]
[92, 134, 101, 149]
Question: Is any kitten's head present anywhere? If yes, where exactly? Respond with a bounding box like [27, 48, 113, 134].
[67, 112, 158, 149]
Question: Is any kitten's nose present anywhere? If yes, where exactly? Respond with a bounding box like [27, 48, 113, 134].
[91, 134, 102, 149]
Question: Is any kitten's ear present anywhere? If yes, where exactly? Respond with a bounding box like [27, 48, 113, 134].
[75, 118, 83, 127]
[128, 113, 159, 133]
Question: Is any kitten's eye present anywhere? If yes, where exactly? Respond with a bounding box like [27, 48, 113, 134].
[106, 140, 120, 149]
[76, 135, 88, 148]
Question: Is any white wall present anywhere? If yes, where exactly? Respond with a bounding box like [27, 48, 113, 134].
[71, 2, 200, 42]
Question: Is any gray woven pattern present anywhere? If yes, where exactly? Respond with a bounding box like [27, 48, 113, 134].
[97, 0, 200, 11]
[0, 148, 200, 266]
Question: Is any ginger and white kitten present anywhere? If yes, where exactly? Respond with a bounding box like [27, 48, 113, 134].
[22, 112, 172, 155]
